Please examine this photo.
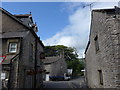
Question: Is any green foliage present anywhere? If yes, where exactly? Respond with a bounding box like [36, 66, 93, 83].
[45, 45, 84, 76]
[67, 59, 84, 76]
[45, 45, 78, 61]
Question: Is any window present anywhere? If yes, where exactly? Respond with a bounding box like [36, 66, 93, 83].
[94, 36, 99, 52]
[98, 70, 103, 85]
[9, 43, 17, 53]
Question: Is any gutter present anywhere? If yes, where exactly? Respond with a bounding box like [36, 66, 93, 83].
[84, 41, 90, 54]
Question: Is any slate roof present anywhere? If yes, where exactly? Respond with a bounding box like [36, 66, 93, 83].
[14, 14, 31, 17]
[43, 56, 62, 64]
[0, 31, 28, 38]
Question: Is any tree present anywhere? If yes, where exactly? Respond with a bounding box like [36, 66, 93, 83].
[44, 45, 84, 76]
[67, 58, 84, 76]
[45, 45, 78, 61]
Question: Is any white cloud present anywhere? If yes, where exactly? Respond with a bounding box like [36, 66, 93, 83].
[43, 2, 118, 58]
[93, 2, 118, 9]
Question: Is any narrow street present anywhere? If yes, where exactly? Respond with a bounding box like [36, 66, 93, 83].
[42, 77, 88, 89]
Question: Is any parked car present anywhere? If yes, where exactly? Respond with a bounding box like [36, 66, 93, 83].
[64, 73, 71, 81]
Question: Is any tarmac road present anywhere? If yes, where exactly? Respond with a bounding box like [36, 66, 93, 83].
[43, 76, 88, 89]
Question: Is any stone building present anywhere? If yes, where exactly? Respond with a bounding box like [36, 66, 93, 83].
[43, 55, 67, 80]
[0, 8, 45, 89]
[85, 6, 120, 88]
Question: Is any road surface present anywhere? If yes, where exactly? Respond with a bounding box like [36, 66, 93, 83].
[42, 76, 88, 89]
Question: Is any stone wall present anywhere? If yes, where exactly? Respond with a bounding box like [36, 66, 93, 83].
[85, 8, 120, 88]
[44, 57, 67, 77]
[17, 22, 44, 88]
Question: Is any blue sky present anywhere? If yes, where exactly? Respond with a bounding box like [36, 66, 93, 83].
[2, 2, 118, 57]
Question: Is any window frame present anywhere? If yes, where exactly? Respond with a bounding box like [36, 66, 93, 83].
[8, 42, 18, 53]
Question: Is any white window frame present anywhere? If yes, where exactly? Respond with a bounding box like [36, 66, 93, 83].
[9, 42, 17, 53]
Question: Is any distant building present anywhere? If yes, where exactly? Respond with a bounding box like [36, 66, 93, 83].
[85, 6, 120, 88]
[0, 8, 45, 89]
[43, 55, 67, 80]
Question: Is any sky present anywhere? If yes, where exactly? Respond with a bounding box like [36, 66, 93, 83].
[2, 2, 118, 57]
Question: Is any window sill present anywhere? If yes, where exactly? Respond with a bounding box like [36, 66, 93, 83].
[6, 52, 17, 55]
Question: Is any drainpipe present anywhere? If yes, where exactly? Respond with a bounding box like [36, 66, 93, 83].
[34, 38, 37, 89]
[8, 54, 12, 90]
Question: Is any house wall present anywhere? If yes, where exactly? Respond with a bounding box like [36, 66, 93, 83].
[2, 39, 21, 55]
[1, 38, 20, 88]
[9, 56, 19, 88]
[36, 38, 44, 87]
[45, 57, 67, 77]
[18, 28, 44, 88]
[55, 57, 67, 76]
[2, 12, 28, 32]
[2, 10, 44, 88]
[118, 9, 120, 89]
[85, 9, 120, 88]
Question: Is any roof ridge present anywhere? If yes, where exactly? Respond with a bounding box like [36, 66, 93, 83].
[14, 14, 32, 17]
